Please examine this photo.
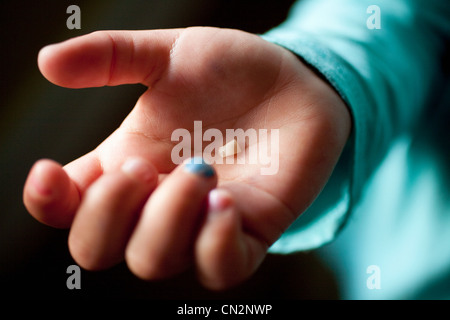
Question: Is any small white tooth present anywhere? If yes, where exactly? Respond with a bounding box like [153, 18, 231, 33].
[218, 139, 241, 158]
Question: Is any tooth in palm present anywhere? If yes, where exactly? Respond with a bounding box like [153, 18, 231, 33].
[218, 139, 241, 158]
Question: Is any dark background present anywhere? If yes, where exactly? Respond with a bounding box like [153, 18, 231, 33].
[0, 0, 338, 299]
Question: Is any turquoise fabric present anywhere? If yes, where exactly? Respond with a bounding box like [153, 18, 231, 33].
[262, 0, 450, 299]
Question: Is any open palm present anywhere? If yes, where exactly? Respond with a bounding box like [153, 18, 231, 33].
[23, 27, 350, 289]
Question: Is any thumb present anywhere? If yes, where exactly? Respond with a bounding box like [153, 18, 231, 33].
[38, 29, 180, 88]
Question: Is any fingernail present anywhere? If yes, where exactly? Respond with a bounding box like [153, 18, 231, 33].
[183, 157, 215, 178]
[121, 157, 155, 182]
[29, 162, 54, 197]
[30, 175, 53, 197]
[208, 189, 232, 217]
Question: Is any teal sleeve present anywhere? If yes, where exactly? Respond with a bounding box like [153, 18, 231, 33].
[263, 0, 450, 253]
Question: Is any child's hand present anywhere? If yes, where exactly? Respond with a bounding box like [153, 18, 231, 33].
[23, 27, 351, 290]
